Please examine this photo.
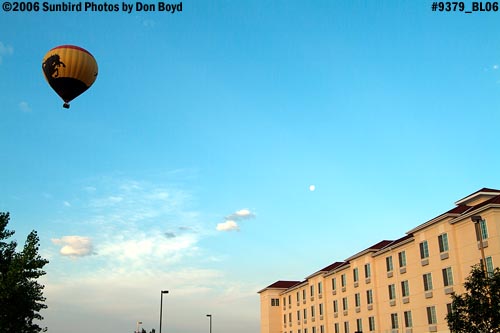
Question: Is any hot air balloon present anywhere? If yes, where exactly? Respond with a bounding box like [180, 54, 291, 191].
[42, 45, 98, 109]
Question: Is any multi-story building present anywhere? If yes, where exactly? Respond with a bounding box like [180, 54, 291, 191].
[259, 188, 500, 333]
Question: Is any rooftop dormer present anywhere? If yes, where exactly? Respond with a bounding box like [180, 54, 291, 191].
[455, 188, 500, 207]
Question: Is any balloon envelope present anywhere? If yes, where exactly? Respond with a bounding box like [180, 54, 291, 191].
[42, 45, 98, 108]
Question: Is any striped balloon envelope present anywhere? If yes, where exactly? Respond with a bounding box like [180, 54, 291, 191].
[42, 45, 98, 109]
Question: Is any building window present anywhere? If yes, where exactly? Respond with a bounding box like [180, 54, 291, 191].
[303, 308, 307, 320]
[487, 256, 494, 274]
[304, 329, 308, 333]
[386, 256, 394, 272]
[318, 282, 323, 295]
[420, 240, 430, 259]
[311, 305, 315, 318]
[289, 313, 292, 323]
[320, 325, 324, 333]
[319, 303, 324, 316]
[271, 298, 279, 306]
[355, 293, 361, 307]
[391, 313, 399, 329]
[288, 295, 292, 305]
[283, 314, 286, 324]
[366, 290, 373, 305]
[404, 311, 413, 328]
[303, 289, 306, 300]
[427, 306, 437, 324]
[341, 274, 347, 288]
[356, 318, 363, 332]
[333, 300, 338, 313]
[476, 219, 489, 239]
[297, 310, 301, 321]
[334, 323, 340, 333]
[283, 297, 286, 306]
[388, 284, 396, 300]
[368, 316, 375, 331]
[332, 277, 337, 291]
[398, 250, 407, 267]
[310, 285, 314, 297]
[423, 273, 433, 291]
[442, 267, 454, 286]
[365, 263, 371, 278]
[389, 284, 396, 300]
[401, 280, 410, 297]
[297, 291, 300, 302]
[353, 268, 359, 283]
[438, 233, 449, 253]
[312, 327, 316, 333]
[344, 321, 350, 333]
[481, 256, 495, 276]
[342, 297, 348, 311]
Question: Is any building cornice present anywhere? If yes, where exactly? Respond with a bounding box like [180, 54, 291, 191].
[406, 213, 461, 234]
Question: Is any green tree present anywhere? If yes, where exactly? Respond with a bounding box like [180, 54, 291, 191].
[0, 212, 49, 332]
[446, 264, 500, 333]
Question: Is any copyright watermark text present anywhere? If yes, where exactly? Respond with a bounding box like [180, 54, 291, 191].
[2, 1, 183, 13]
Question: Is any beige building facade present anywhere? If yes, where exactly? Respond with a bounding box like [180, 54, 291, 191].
[259, 188, 500, 333]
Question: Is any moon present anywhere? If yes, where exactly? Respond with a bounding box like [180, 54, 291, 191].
[309, 185, 316, 192]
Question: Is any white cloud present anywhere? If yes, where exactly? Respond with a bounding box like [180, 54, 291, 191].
[216, 220, 239, 231]
[493, 64, 499, 70]
[51, 177, 204, 270]
[52, 236, 94, 258]
[226, 208, 255, 221]
[98, 232, 199, 266]
[0, 41, 13, 64]
[217, 208, 255, 231]
[19, 101, 31, 112]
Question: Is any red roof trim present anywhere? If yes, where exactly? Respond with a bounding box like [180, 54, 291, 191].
[319, 261, 345, 272]
[369, 240, 393, 250]
[264, 280, 301, 289]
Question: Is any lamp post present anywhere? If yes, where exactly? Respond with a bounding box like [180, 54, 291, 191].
[159, 290, 169, 333]
[471, 215, 487, 276]
[206, 314, 212, 333]
[136, 321, 143, 333]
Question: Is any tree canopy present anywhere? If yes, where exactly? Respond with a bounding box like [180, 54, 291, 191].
[446, 264, 500, 333]
[0, 212, 49, 332]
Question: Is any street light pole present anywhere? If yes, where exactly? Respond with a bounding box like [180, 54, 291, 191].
[136, 321, 143, 333]
[159, 290, 169, 333]
[206, 314, 212, 333]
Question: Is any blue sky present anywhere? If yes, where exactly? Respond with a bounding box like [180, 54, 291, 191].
[1, 1, 500, 332]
